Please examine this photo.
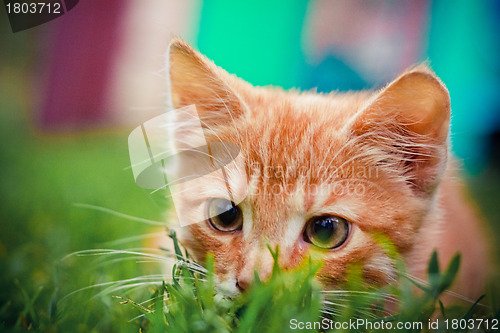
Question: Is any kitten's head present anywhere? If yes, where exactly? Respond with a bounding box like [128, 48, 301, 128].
[165, 39, 450, 295]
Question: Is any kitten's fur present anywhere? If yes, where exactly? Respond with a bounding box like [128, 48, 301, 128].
[164, 39, 490, 300]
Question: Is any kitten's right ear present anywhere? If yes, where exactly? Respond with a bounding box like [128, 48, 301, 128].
[353, 65, 451, 194]
[354, 65, 451, 144]
[166, 39, 247, 126]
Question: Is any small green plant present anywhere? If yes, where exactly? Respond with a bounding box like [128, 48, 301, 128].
[120, 232, 497, 333]
[125, 232, 321, 333]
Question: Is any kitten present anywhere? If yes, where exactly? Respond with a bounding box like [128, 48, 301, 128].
[163, 39, 490, 301]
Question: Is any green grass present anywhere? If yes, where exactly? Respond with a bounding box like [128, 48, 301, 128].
[0, 119, 167, 331]
[120, 232, 496, 333]
[0, 65, 168, 331]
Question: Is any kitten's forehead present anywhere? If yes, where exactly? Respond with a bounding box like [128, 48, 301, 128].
[237, 90, 377, 186]
[244, 89, 375, 130]
[208, 91, 378, 233]
[237, 90, 376, 182]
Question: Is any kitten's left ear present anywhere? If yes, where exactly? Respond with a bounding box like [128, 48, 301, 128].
[166, 39, 248, 127]
[354, 65, 451, 194]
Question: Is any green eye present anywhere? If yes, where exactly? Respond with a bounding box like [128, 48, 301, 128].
[304, 215, 350, 249]
[207, 198, 243, 232]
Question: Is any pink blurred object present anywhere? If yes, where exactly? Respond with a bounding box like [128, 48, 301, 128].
[39, 0, 199, 130]
[40, 0, 128, 130]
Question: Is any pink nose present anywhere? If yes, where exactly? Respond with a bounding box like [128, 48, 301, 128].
[236, 246, 276, 292]
[235, 279, 248, 292]
[236, 265, 272, 292]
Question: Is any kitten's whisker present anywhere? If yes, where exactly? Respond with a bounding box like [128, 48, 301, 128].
[63, 248, 207, 274]
[103, 231, 167, 247]
[97, 275, 202, 299]
[96, 281, 165, 299]
[322, 300, 378, 319]
[321, 307, 342, 317]
[400, 272, 482, 306]
[321, 289, 399, 304]
[92, 256, 168, 267]
[149, 173, 228, 194]
[63, 249, 167, 261]
[73, 203, 165, 226]
[61, 275, 168, 301]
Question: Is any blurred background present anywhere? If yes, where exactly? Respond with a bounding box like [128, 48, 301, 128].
[1, 0, 499, 331]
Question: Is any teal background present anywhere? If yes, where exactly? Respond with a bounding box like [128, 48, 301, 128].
[195, 0, 500, 173]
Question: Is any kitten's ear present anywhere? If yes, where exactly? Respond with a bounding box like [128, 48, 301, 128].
[354, 65, 451, 194]
[355, 65, 450, 142]
[166, 39, 247, 126]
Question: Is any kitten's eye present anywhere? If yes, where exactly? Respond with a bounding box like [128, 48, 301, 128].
[304, 215, 350, 249]
[207, 198, 243, 232]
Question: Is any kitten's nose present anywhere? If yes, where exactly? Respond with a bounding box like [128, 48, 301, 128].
[235, 279, 248, 292]
[235, 243, 276, 292]
[236, 255, 273, 292]
[236, 266, 271, 292]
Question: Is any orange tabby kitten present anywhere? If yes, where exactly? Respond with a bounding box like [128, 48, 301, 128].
[162, 39, 490, 301]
